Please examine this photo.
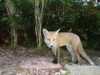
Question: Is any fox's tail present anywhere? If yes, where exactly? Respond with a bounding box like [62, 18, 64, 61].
[78, 42, 95, 65]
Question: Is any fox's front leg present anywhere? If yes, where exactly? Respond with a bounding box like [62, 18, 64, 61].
[53, 53, 58, 63]
[52, 47, 60, 64]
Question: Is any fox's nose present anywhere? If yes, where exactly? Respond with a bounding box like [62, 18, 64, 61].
[50, 45, 53, 48]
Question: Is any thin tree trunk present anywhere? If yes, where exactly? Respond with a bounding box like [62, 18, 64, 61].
[11, 27, 17, 46]
[5, 0, 17, 47]
[34, 0, 45, 48]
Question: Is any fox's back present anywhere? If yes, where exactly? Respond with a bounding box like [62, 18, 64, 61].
[58, 32, 80, 46]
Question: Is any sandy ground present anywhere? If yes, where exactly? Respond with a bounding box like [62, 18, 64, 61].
[0, 46, 100, 75]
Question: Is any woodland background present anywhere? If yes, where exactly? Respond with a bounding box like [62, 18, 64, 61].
[0, 0, 100, 50]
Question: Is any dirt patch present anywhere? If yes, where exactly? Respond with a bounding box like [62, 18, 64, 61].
[20, 57, 61, 70]
[0, 46, 100, 75]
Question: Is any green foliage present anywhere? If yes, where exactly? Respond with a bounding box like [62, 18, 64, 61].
[10, 43, 18, 49]
[60, 49, 64, 58]
[43, 0, 100, 50]
[22, 33, 36, 47]
[0, 0, 99, 49]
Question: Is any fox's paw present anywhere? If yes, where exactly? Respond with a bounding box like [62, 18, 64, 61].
[52, 60, 58, 64]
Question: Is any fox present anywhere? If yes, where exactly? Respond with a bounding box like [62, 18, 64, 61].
[43, 28, 95, 65]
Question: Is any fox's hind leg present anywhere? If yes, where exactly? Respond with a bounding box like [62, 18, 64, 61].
[73, 45, 82, 65]
[66, 45, 77, 63]
[74, 51, 82, 65]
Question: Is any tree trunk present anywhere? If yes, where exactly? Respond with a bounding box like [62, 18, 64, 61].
[5, 0, 17, 47]
[11, 27, 17, 46]
[34, 0, 45, 48]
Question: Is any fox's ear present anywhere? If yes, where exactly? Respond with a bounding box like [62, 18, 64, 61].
[43, 28, 49, 36]
[54, 29, 60, 36]
[56, 29, 60, 33]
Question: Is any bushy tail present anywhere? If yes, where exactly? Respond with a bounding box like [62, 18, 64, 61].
[78, 42, 95, 65]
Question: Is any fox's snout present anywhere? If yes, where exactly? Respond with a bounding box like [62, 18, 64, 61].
[44, 39, 55, 48]
[50, 45, 53, 48]
[49, 44, 54, 48]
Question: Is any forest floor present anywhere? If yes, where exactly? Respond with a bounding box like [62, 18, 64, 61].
[0, 46, 100, 75]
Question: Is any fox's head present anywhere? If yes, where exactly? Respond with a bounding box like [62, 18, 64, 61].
[43, 28, 60, 49]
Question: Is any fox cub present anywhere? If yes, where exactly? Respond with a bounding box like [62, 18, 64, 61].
[43, 28, 94, 65]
